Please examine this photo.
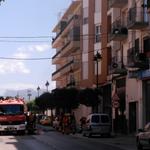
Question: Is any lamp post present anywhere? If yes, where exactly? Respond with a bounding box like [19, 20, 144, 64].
[93, 51, 102, 88]
[93, 51, 102, 113]
[37, 86, 40, 97]
[45, 81, 49, 92]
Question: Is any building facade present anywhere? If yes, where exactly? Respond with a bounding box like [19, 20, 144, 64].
[51, 0, 150, 133]
[108, 0, 150, 133]
[52, 1, 81, 89]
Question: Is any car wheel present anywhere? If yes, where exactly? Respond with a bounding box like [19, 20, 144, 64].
[88, 133, 92, 138]
[82, 131, 86, 137]
[137, 139, 143, 150]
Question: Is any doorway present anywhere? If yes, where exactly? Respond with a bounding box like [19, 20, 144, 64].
[129, 102, 137, 133]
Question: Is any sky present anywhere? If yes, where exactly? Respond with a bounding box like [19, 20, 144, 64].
[0, 0, 72, 96]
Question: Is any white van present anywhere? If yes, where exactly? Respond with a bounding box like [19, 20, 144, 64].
[82, 113, 111, 137]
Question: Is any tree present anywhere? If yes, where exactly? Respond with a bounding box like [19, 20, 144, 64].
[52, 88, 79, 113]
[27, 100, 39, 112]
[77, 88, 99, 107]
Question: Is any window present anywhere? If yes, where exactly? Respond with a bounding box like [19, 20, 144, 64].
[83, 7, 88, 24]
[135, 38, 139, 53]
[144, 37, 150, 52]
[91, 115, 100, 123]
[83, 18, 88, 24]
[82, 61, 88, 79]
[95, 0, 101, 13]
[101, 115, 109, 123]
[95, 25, 101, 43]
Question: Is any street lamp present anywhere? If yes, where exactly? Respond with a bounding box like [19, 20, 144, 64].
[37, 86, 40, 97]
[45, 81, 49, 92]
[93, 51, 102, 88]
[93, 51, 102, 113]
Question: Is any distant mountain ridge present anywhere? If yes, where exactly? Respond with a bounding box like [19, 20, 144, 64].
[3, 89, 46, 101]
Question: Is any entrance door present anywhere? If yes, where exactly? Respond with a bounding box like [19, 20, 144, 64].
[129, 102, 137, 133]
[145, 80, 150, 123]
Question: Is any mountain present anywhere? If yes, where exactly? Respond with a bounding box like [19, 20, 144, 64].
[3, 89, 46, 101]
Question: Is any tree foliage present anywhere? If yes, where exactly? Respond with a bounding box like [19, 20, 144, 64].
[35, 87, 100, 112]
[77, 88, 99, 106]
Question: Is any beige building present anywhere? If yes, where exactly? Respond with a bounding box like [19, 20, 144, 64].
[108, 0, 150, 133]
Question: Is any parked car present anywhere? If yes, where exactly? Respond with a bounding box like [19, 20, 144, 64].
[82, 113, 111, 137]
[37, 114, 46, 124]
[136, 122, 150, 150]
[40, 115, 51, 125]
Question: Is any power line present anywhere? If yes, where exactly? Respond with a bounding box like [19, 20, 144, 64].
[0, 40, 50, 43]
[0, 36, 51, 38]
[0, 57, 50, 60]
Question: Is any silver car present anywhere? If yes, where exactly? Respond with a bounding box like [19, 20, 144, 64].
[136, 122, 150, 150]
[82, 113, 111, 137]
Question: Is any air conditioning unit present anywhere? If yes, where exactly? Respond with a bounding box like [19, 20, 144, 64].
[113, 27, 128, 35]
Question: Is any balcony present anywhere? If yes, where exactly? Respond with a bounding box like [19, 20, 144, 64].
[52, 50, 61, 64]
[109, 0, 128, 8]
[52, 60, 80, 80]
[127, 7, 149, 29]
[109, 58, 127, 76]
[127, 47, 149, 70]
[52, 15, 80, 46]
[52, 60, 74, 80]
[109, 18, 128, 41]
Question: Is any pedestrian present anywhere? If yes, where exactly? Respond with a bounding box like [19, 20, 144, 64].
[70, 112, 76, 134]
[80, 116, 86, 133]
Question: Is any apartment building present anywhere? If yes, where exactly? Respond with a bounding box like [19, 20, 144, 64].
[52, 1, 81, 88]
[52, 0, 111, 123]
[73, 0, 112, 122]
[52, 0, 150, 133]
[108, 0, 150, 133]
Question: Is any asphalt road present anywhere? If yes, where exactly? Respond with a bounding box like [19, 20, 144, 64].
[33, 129, 125, 150]
[0, 128, 134, 150]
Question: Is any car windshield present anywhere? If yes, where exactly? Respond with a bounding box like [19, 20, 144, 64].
[101, 115, 109, 123]
[91, 115, 100, 123]
[0, 105, 24, 115]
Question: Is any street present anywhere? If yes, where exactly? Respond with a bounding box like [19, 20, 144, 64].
[0, 127, 136, 150]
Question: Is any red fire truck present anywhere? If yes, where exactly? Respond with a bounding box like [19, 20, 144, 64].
[0, 97, 27, 135]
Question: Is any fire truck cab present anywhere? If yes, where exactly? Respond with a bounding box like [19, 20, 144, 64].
[0, 97, 26, 135]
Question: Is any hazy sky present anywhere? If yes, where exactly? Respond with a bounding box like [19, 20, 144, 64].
[0, 0, 72, 95]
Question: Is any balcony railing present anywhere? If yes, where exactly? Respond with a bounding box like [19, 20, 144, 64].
[127, 47, 149, 70]
[52, 59, 80, 79]
[52, 60, 74, 77]
[109, 0, 128, 8]
[127, 7, 149, 29]
[109, 18, 128, 41]
[52, 15, 80, 44]
[52, 41, 71, 63]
